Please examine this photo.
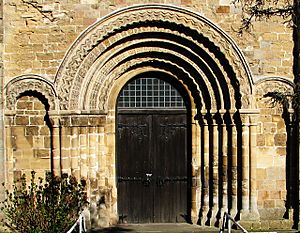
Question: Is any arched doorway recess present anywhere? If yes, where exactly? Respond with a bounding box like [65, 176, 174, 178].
[116, 72, 191, 223]
[52, 4, 258, 226]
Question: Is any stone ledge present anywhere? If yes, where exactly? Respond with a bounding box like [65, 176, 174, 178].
[238, 219, 294, 231]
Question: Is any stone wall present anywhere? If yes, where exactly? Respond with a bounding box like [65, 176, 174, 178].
[57, 114, 117, 227]
[8, 94, 51, 180]
[1, 0, 296, 230]
[254, 78, 294, 221]
[3, 0, 293, 82]
[0, 0, 4, 204]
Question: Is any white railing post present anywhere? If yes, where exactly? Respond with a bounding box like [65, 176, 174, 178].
[228, 215, 231, 233]
[219, 212, 248, 233]
[67, 213, 86, 233]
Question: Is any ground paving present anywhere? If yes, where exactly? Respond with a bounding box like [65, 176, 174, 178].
[88, 223, 298, 233]
[89, 223, 219, 233]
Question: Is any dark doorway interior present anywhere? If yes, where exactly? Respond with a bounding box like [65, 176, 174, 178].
[116, 74, 191, 223]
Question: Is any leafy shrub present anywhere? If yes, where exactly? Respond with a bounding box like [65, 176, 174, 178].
[0, 171, 88, 233]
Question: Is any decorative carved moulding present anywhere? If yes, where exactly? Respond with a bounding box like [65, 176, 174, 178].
[4, 74, 58, 112]
[54, 4, 254, 112]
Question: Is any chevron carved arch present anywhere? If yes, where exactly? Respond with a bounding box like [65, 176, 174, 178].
[5, 75, 58, 111]
[55, 4, 254, 112]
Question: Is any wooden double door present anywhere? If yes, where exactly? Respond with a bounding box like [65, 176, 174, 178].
[117, 110, 189, 223]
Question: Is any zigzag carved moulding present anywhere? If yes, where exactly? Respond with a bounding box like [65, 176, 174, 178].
[5, 76, 57, 111]
[55, 5, 253, 111]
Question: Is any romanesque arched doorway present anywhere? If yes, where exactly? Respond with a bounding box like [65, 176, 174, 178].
[116, 72, 191, 223]
[4, 4, 268, 229]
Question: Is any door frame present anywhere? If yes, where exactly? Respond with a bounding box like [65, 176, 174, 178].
[115, 73, 193, 224]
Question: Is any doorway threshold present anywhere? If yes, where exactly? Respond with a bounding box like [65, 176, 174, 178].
[89, 223, 219, 233]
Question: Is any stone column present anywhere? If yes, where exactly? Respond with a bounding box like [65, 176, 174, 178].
[249, 114, 259, 219]
[211, 116, 219, 225]
[220, 112, 228, 218]
[80, 127, 88, 178]
[50, 116, 61, 176]
[230, 115, 238, 217]
[199, 114, 210, 225]
[5, 115, 14, 185]
[89, 126, 97, 180]
[61, 125, 71, 175]
[71, 127, 79, 179]
[191, 118, 201, 224]
[240, 114, 250, 217]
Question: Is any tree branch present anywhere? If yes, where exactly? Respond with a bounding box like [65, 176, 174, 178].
[233, 0, 294, 33]
[21, 0, 56, 22]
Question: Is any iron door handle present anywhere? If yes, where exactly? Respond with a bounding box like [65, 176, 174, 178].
[143, 173, 152, 187]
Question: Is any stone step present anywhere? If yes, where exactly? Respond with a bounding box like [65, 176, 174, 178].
[238, 219, 294, 231]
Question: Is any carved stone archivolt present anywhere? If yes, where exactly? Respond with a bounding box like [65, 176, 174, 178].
[4, 75, 58, 111]
[254, 76, 294, 96]
[55, 4, 254, 112]
[79, 25, 238, 112]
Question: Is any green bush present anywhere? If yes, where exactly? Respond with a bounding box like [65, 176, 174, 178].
[0, 171, 88, 233]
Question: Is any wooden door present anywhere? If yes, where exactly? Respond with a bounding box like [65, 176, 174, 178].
[117, 111, 188, 223]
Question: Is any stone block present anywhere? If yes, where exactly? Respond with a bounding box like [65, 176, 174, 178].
[274, 133, 287, 146]
[264, 200, 275, 208]
[275, 147, 286, 156]
[36, 52, 54, 61]
[40, 126, 50, 136]
[16, 100, 33, 110]
[71, 117, 89, 126]
[44, 136, 51, 147]
[263, 122, 277, 133]
[34, 149, 50, 158]
[260, 220, 270, 229]
[265, 134, 275, 146]
[256, 133, 265, 146]
[25, 126, 39, 136]
[216, 5, 230, 13]
[269, 220, 281, 229]
[33, 101, 46, 110]
[15, 116, 29, 125]
[30, 116, 45, 125]
[33, 136, 44, 148]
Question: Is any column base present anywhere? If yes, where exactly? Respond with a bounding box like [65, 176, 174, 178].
[198, 206, 209, 226]
[239, 209, 260, 221]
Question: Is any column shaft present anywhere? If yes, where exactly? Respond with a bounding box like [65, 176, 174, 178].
[61, 126, 70, 174]
[51, 118, 61, 176]
[211, 119, 219, 225]
[71, 127, 79, 178]
[89, 126, 97, 180]
[200, 117, 209, 225]
[230, 122, 238, 217]
[221, 121, 228, 213]
[241, 115, 250, 214]
[80, 127, 88, 178]
[249, 115, 260, 219]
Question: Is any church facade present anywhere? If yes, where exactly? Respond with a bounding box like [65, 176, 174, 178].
[0, 0, 297, 230]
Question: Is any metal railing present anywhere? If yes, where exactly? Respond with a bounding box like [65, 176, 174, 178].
[219, 212, 248, 233]
[66, 213, 86, 233]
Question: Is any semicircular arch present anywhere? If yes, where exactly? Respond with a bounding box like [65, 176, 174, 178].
[5, 75, 58, 111]
[55, 4, 254, 112]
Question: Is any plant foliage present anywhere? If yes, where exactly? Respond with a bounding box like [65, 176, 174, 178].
[0, 171, 87, 233]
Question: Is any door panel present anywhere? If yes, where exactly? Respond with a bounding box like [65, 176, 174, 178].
[117, 112, 187, 223]
[153, 114, 187, 222]
[117, 114, 153, 223]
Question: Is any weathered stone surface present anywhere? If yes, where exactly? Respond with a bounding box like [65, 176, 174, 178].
[0, 1, 296, 230]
